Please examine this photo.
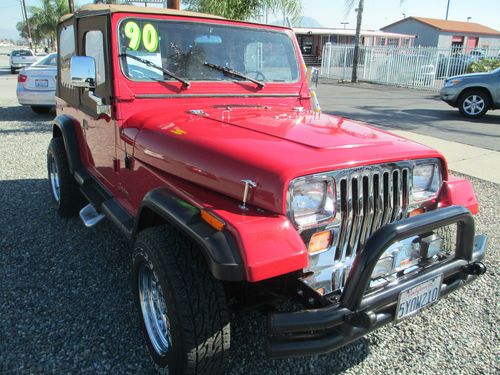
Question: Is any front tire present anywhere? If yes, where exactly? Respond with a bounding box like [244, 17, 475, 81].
[132, 226, 230, 374]
[10, 66, 16, 74]
[458, 90, 490, 118]
[47, 137, 85, 217]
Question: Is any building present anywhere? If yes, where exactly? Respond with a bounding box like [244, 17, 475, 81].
[381, 17, 500, 50]
[293, 27, 415, 64]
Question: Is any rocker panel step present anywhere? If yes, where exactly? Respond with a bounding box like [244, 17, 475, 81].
[79, 203, 106, 227]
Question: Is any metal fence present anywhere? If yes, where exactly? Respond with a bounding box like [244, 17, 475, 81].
[320, 44, 500, 91]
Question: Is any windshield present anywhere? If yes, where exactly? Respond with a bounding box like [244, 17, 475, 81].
[118, 18, 300, 83]
[12, 50, 34, 57]
[34, 53, 57, 66]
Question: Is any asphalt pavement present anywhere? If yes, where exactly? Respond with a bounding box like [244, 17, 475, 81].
[316, 80, 500, 152]
[0, 58, 498, 374]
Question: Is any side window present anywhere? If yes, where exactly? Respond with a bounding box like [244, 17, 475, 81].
[85, 30, 105, 85]
[59, 25, 75, 87]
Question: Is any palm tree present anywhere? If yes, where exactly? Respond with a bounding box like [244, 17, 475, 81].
[184, 0, 302, 22]
[23, 0, 70, 51]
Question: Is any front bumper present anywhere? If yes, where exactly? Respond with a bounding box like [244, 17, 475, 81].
[440, 87, 460, 106]
[17, 86, 55, 106]
[267, 206, 487, 358]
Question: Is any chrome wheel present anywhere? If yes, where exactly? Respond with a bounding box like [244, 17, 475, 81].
[48, 155, 60, 202]
[463, 95, 485, 116]
[138, 262, 172, 356]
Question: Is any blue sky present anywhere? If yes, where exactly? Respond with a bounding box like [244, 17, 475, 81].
[1, 0, 499, 40]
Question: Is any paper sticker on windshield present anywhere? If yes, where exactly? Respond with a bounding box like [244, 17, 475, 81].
[124, 21, 141, 50]
[142, 24, 158, 52]
[124, 21, 159, 52]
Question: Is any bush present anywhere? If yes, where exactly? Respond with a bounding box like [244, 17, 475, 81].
[467, 58, 500, 73]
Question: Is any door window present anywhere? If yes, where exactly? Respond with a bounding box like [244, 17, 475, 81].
[85, 30, 105, 85]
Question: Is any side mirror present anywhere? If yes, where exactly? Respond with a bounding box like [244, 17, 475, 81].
[70, 55, 96, 89]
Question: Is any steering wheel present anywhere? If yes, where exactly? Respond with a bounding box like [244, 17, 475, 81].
[245, 70, 267, 81]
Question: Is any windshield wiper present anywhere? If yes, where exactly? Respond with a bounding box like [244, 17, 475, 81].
[203, 62, 265, 88]
[119, 53, 190, 88]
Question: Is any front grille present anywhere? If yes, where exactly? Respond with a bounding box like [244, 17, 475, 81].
[335, 165, 411, 263]
[300, 162, 415, 295]
[331, 164, 411, 291]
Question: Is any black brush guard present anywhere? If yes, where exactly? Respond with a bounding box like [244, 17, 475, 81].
[267, 206, 487, 358]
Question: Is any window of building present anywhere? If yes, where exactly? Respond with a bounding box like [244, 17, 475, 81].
[377, 37, 386, 46]
[387, 38, 399, 47]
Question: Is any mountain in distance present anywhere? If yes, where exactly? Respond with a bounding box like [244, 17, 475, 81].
[270, 16, 322, 28]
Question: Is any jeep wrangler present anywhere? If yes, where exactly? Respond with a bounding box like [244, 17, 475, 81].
[48, 4, 487, 374]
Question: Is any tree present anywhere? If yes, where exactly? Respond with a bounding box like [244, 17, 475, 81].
[19, 0, 70, 51]
[184, 0, 302, 22]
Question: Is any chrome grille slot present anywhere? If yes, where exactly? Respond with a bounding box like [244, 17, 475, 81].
[332, 164, 411, 291]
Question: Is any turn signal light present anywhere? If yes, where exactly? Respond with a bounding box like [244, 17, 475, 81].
[200, 209, 225, 231]
[308, 230, 332, 255]
[409, 207, 425, 217]
[17, 74, 27, 83]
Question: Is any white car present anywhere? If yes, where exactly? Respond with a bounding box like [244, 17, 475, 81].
[9, 49, 37, 73]
[16, 53, 57, 114]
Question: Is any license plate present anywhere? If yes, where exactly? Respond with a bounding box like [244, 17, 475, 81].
[35, 79, 48, 88]
[396, 275, 443, 320]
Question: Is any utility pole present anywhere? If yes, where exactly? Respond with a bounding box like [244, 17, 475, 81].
[166, 0, 180, 9]
[68, 0, 74, 13]
[20, 0, 32, 49]
[445, 0, 451, 20]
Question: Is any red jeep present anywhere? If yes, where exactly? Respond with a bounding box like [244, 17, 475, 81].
[47, 4, 487, 374]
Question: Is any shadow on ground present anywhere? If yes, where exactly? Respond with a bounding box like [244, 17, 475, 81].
[0, 105, 53, 134]
[0, 178, 369, 374]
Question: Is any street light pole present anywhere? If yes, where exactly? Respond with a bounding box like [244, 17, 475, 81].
[445, 0, 451, 20]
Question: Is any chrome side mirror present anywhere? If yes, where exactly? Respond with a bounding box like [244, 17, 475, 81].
[70, 56, 96, 89]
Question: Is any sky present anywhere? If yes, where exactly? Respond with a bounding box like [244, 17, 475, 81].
[1, 0, 499, 40]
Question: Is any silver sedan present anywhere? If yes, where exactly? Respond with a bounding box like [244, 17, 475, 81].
[440, 67, 500, 118]
[16, 53, 57, 114]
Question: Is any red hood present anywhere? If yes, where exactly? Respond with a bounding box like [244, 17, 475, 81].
[125, 105, 443, 214]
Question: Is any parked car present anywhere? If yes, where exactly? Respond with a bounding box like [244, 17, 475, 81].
[16, 53, 57, 114]
[47, 5, 487, 373]
[436, 50, 486, 79]
[440, 67, 500, 118]
[9, 49, 37, 73]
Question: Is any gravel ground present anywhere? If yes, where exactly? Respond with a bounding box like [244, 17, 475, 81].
[0, 98, 498, 374]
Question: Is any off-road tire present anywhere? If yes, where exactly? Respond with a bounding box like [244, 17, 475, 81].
[31, 105, 52, 114]
[458, 89, 490, 118]
[132, 226, 231, 375]
[47, 137, 85, 217]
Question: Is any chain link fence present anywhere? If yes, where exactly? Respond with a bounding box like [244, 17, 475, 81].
[320, 43, 500, 92]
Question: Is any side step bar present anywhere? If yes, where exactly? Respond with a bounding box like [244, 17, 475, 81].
[79, 204, 105, 227]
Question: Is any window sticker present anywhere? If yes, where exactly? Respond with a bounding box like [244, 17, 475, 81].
[124, 21, 159, 52]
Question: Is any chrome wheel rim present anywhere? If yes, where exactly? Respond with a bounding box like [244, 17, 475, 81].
[138, 262, 172, 356]
[48, 155, 60, 202]
[463, 95, 485, 116]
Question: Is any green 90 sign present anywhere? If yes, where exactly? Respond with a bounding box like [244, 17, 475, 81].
[124, 21, 159, 52]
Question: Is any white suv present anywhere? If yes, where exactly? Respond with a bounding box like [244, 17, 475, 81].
[9, 49, 37, 73]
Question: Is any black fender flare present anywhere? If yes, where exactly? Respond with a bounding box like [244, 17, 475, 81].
[52, 114, 82, 174]
[134, 188, 246, 282]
